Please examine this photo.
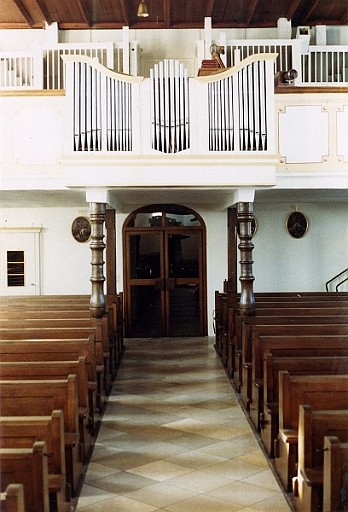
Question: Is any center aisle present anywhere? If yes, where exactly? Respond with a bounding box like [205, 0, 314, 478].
[76, 337, 293, 512]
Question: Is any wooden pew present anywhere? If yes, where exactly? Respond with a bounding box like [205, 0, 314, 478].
[0, 328, 106, 412]
[293, 406, 348, 512]
[0, 317, 111, 392]
[0, 484, 25, 512]
[0, 412, 72, 512]
[0, 337, 100, 418]
[0, 358, 93, 458]
[0, 307, 117, 381]
[0, 292, 124, 372]
[247, 329, 348, 425]
[260, 352, 348, 457]
[274, 372, 348, 491]
[239, 324, 348, 410]
[323, 436, 348, 512]
[0, 377, 82, 496]
[0, 441, 50, 512]
[230, 299, 348, 380]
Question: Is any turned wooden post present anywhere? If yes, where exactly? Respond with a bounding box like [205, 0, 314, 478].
[237, 202, 255, 317]
[89, 202, 106, 319]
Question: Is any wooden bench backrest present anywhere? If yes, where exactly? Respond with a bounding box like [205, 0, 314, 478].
[253, 335, 348, 381]
[0, 483, 25, 512]
[0, 339, 96, 381]
[323, 436, 348, 512]
[243, 325, 348, 365]
[264, 353, 348, 404]
[279, 372, 348, 431]
[0, 441, 49, 512]
[0, 358, 89, 408]
[298, 405, 348, 470]
[0, 411, 65, 475]
[0, 376, 79, 434]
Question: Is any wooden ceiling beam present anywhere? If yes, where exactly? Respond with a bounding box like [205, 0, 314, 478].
[301, 0, 320, 24]
[286, 0, 302, 21]
[76, 0, 91, 26]
[12, 0, 34, 27]
[163, 0, 171, 28]
[245, 0, 259, 26]
[32, 0, 53, 25]
[205, 0, 215, 18]
[119, 0, 130, 27]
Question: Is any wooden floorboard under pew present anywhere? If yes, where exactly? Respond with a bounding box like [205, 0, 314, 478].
[0, 483, 26, 512]
[0, 412, 72, 512]
[0, 358, 93, 458]
[0, 376, 82, 496]
[323, 435, 348, 512]
[260, 351, 348, 457]
[0, 327, 108, 411]
[274, 372, 348, 492]
[293, 406, 348, 512]
[0, 441, 50, 512]
[0, 337, 100, 415]
[239, 324, 348, 410]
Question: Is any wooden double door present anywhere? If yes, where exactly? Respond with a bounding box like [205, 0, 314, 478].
[124, 206, 206, 337]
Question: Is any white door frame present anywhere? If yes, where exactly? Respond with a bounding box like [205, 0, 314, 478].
[0, 227, 42, 296]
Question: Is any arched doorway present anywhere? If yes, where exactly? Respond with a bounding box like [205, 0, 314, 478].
[123, 205, 207, 337]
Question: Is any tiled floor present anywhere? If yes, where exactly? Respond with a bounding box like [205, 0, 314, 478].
[76, 337, 293, 511]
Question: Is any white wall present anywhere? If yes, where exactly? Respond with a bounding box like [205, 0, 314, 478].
[0, 207, 91, 295]
[253, 202, 348, 292]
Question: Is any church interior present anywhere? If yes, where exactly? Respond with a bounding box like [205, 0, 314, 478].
[1, 0, 348, 510]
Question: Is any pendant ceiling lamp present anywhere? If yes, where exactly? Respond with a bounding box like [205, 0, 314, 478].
[137, 0, 149, 17]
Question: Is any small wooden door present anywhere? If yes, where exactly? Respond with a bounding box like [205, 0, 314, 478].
[123, 205, 207, 337]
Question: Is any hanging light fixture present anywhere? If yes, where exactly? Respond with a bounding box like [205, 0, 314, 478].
[137, 0, 149, 17]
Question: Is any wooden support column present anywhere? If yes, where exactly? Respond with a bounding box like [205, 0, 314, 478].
[105, 209, 116, 296]
[237, 202, 255, 317]
[227, 207, 238, 295]
[89, 202, 106, 319]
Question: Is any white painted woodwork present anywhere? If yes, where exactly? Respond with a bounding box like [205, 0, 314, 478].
[0, 228, 41, 296]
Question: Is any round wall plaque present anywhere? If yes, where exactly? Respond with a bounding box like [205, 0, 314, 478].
[71, 216, 91, 243]
[286, 211, 308, 239]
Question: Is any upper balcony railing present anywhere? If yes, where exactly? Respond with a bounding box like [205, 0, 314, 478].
[1, 39, 348, 91]
[0, 41, 133, 90]
[62, 53, 276, 156]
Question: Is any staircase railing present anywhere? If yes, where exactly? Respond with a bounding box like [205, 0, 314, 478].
[325, 268, 348, 291]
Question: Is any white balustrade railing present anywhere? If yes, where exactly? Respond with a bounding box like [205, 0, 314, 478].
[0, 49, 43, 89]
[44, 42, 116, 90]
[301, 45, 348, 84]
[0, 41, 136, 90]
[224, 39, 302, 78]
[63, 54, 277, 155]
[1, 40, 348, 91]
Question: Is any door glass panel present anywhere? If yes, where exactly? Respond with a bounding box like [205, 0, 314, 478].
[169, 285, 200, 336]
[130, 212, 164, 227]
[131, 285, 162, 337]
[130, 233, 161, 279]
[165, 207, 201, 227]
[168, 233, 199, 278]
